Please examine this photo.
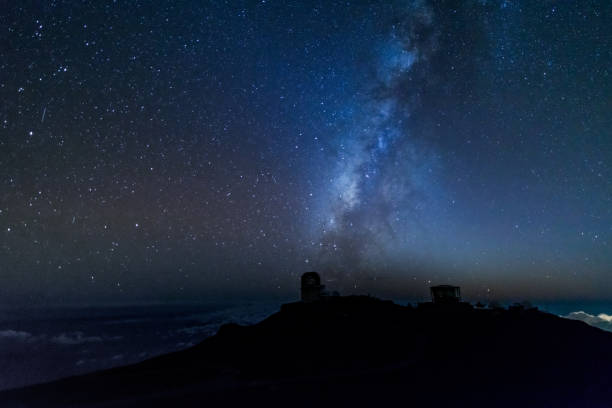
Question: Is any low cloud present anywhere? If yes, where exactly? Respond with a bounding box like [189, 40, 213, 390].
[177, 325, 216, 336]
[0, 329, 122, 345]
[50, 331, 104, 345]
[0, 329, 33, 342]
[563, 311, 612, 332]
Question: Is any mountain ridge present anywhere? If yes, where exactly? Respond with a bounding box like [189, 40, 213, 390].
[2, 295, 612, 407]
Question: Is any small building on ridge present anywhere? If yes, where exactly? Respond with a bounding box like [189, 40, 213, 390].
[430, 285, 461, 304]
[301, 272, 325, 302]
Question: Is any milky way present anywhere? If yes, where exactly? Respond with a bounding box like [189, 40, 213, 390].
[1, 1, 611, 304]
[315, 1, 441, 290]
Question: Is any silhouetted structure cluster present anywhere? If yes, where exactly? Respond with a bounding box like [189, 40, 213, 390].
[300, 272, 481, 315]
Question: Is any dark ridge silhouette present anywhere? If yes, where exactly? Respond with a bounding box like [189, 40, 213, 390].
[2, 295, 612, 407]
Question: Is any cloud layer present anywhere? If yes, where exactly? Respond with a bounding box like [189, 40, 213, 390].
[563, 311, 612, 332]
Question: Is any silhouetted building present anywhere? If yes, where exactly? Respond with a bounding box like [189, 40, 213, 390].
[430, 285, 461, 304]
[301, 272, 324, 302]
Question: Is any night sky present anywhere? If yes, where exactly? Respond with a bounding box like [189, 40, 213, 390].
[1, 0, 611, 305]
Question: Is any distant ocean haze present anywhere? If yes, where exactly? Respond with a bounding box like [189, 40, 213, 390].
[0, 302, 282, 391]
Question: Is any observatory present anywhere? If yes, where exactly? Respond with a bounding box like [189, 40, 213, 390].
[430, 285, 461, 304]
[301, 272, 325, 302]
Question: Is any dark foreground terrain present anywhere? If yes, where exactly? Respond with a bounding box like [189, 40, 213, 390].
[2, 296, 612, 407]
